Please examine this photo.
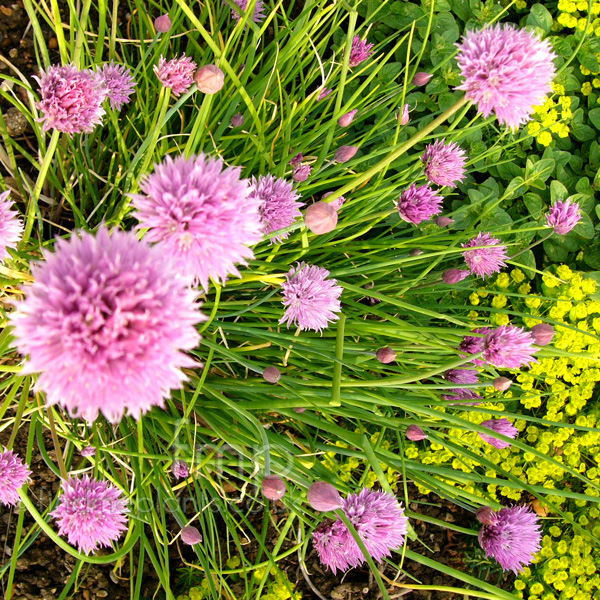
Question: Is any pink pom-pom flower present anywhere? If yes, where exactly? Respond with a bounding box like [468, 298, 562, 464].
[154, 54, 197, 96]
[455, 24, 556, 129]
[0, 190, 23, 264]
[10, 227, 204, 424]
[131, 153, 262, 290]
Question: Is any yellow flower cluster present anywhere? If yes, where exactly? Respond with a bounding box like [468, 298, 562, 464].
[321, 432, 398, 490]
[527, 84, 572, 146]
[556, 0, 600, 32]
[410, 267, 600, 504]
[515, 521, 600, 600]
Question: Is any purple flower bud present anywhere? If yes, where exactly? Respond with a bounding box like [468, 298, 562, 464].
[493, 377, 512, 391]
[81, 446, 96, 457]
[289, 152, 303, 166]
[171, 459, 189, 479]
[307, 482, 343, 512]
[442, 269, 470, 285]
[194, 65, 224, 94]
[181, 526, 203, 545]
[409, 248, 423, 256]
[476, 506, 499, 526]
[338, 109, 357, 127]
[436, 216, 454, 227]
[399, 104, 410, 125]
[293, 407, 306, 414]
[154, 14, 172, 33]
[411, 72, 432, 86]
[292, 163, 311, 182]
[261, 475, 287, 501]
[334, 145, 359, 164]
[406, 425, 427, 441]
[305, 201, 338, 235]
[230, 113, 244, 127]
[322, 192, 345, 211]
[317, 88, 333, 101]
[530, 323, 554, 346]
[263, 366, 281, 384]
[376, 347, 396, 364]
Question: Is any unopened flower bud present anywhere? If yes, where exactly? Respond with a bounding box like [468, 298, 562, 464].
[292, 163, 311, 182]
[307, 481, 343, 512]
[81, 446, 96, 457]
[493, 377, 512, 391]
[376, 347, 396, 364]
[436, 216, 454, 227]
[181, 526, 203, 545]
[406, 425, 427, 441]
[289, 152, 303, 166]
[399, 104, 410, 125]
[409, 248, 423, 256]
[322, 191, 345, 211]
[334, 145, 359, 163]
[230, 113, 244, 127]
[531, 323, 554, 346]
[154, 14, 172, 33]
[293, 407, 306, 414]
[194, 64, 224, 94]
[263, 366, 281, 384]
[338, 109, 357, 128]
[442, 269, 470, 285]
[305, 201, 338, 235]
[261, 475, 287, 501]
[476, 506, 498, 526]
[412, 71, 432, 86]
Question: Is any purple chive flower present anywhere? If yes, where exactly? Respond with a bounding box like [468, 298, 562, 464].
[461, 233, 508, 278]
[442, 268, 469, 284]
[81, 446, 96, 457]
[0, 190, 23, 264]
[52, 475, 128, 555]
[252, 174, 303, 243]
[35, 65, 106, 134]
[94, 62, 136, 110]
[313, 488, 408, 574]
[338, 109, 357, 127]
[459, 327, 490, 366]
[396, 184, 443, 225]
[171, 459, 189, 479]
[228, 0, 265, 23]
[443, 388, 482, 404]
[478, 505, 542, 573]
[154, 54, 197, 96]
[292, 163, 312, 182]
[0, 449, 31, 506]
[10, 228, 204, 424]
[455, 24, 556, 129]
[280, 263, 342, 332]
[317, 88, 334, 101]
[348, 36, 374, 68]
[479, 418, 518, 449]
[545, 198, 581, 235]
[289, 152, 303, 166]
[482, 325, 538, 369]
[406, 425, 427, 441]
[444, 368, 479, 385]
[421, 139, 467, 188]
[131, 154, 262, 290]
